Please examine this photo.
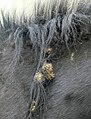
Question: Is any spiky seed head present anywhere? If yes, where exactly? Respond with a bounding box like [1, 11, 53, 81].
[46, 47, 53, 54]
[30, 101, 36, 112]
[42, 62, 55, 80]
[34, 72, 43, 82]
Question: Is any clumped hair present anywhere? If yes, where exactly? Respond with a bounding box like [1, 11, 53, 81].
[1, 0, 91, 119]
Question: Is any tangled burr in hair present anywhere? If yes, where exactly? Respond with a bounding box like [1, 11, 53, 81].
[42, 62, 55, 80]
[30, 59, 55, 114]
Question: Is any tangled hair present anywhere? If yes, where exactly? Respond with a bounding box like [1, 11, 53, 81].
[1, 0, 91, 119]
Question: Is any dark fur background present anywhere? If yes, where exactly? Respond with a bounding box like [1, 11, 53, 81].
[0, 0, 91, 119]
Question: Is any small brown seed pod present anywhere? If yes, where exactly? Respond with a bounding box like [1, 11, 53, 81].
[45, 47, 53, 55]
[34, 72, 44, 82]
[30, 101, 36, 112]
[42, 62, 55, 80]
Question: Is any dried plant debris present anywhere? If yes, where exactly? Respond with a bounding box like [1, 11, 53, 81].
[29, 61, 55, 117]
[29, 80, 47, 119]
[34, 71, 44, 82]
[30, 101, 36, 112]
[45, 47, 53, 55]
[41, 62, 55, 80]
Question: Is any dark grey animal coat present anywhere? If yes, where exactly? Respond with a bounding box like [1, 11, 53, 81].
[0, 0, 91, 119]
[1, 36, 91, 119]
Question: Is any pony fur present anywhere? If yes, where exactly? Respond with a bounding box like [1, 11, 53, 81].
[0, 0, 91, 119]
